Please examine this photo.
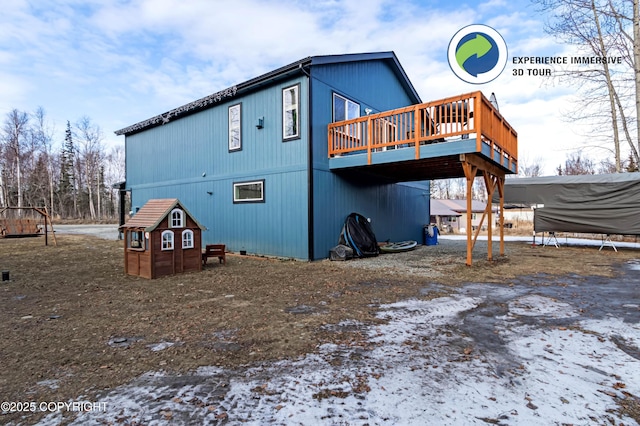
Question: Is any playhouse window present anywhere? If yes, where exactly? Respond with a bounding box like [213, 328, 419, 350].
[333, 93, 360, 122]
[229, 103, 242, 151]
[127, 230, 145, 250]
[162, 230, 174, 250]
[182, 230, 194, 249]
[233, 180, 265, 203]
[170, 209, 184, 228]
[283, 85, 299, 140]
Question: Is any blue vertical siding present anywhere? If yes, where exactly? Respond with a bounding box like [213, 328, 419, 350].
[126, 76, 310, 259]
[312, 171, 430, 258]
[309, 60, 429, 259]
[310, 60, 415, 169]
[125, 55, 431, 261]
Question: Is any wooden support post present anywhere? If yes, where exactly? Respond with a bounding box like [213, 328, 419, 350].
[462, 161, 477, 266]
[460, 154, 506, 265]
[43, 207, 56, 246]
[499, 177, 506, 255]
[483, 173, 494, 261]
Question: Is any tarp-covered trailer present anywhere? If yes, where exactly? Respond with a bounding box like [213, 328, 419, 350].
[496, 173, 640, 235]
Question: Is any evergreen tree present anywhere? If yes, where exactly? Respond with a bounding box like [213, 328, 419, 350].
[58, 121, 76, 216]
[627, 152, 639, 172]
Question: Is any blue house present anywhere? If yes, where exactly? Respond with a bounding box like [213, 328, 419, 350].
[116, 51, 517, 263]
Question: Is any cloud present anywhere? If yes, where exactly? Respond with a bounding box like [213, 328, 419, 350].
[0, 0, 624, 171]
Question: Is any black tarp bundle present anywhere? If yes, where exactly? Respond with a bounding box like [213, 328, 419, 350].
[338, 212, 379, 257]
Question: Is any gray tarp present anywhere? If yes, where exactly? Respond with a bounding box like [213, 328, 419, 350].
[494, 173, 640, 235]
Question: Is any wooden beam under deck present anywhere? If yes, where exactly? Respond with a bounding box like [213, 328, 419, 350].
[461, 155, 506, 266]
[333, 153, 508, 266]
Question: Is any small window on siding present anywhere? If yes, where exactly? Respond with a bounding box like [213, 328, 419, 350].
[162, 230, 174, 250]
[170, 209, 184, 228]
[233, 180, 265, 203]
[283, 85, 299, 140]
[229, 103, 242, 151]
[333, 93, 360, 122]
[182, 230, 194, 249]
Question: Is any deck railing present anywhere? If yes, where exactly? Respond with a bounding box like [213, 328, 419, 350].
[328, 91, 518, 173]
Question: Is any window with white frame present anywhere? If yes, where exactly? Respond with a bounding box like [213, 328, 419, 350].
[282, 85, 299, 140]
[333, 93, 360, 122]
[182, 229, 194, 249]
[170, 209, 184, 228]
[233, 180, 265, 203]
[229, 103, 242, 151]
[161, 230, 174, 250]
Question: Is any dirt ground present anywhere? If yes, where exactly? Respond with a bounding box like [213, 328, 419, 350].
[0, 234, 638, 424]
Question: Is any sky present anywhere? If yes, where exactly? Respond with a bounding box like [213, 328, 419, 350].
[0, 0, 616, 175]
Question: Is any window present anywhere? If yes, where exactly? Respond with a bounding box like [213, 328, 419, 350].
[229, 103, 242, 151]
[170, 209, 184, 228]
[283, 85, 299, 140]
[233, 180, 265, 203]
[127, 230, 145, 250]
[161, 230, 174, 250]
[333, 93, 360, 122]
[182, 230, 194, 249]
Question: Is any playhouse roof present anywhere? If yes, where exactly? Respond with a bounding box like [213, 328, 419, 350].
[120, 198, 206, 232]
[115, 51, 421, 136]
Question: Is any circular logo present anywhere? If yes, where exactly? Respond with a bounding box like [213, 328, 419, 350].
[448, 24, 508, 84]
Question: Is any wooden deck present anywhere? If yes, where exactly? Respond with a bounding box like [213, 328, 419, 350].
[327, 91, 518, 266]
[328, 91, 517, 180]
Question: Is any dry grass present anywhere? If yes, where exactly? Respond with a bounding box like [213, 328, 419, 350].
[0, 234, 637, 424]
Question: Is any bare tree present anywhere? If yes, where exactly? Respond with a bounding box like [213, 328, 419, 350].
[534, 0, 640, 170]
[557, 151, 597, 174]
[518, 156, 545, 177]
[604, 0, 640, 163]
[75, 116, 105, 220]
[1, 110, 31, 210]
[31, 107, 56, 213]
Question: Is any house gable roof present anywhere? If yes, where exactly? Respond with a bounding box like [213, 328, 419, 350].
[431, 199, 496, 215]
[115, 51, 421, 136]
[120, 198, 206, 232]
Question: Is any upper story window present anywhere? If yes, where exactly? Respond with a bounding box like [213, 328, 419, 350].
[161, 230, 174, 250]
[170, 209, 184, 228]
[333, 93, 360, 122]
[182, 229, 194, 249]
[233, 180, 265, 203]
[283, 85, 299, 140]
[229, 103, 242, 152]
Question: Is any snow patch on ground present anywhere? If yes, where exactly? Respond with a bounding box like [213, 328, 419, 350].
[36, 292, 640, 426]
[508, 294, 578, 318]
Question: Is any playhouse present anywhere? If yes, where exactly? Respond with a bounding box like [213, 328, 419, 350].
[120, 198, 205, 279]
